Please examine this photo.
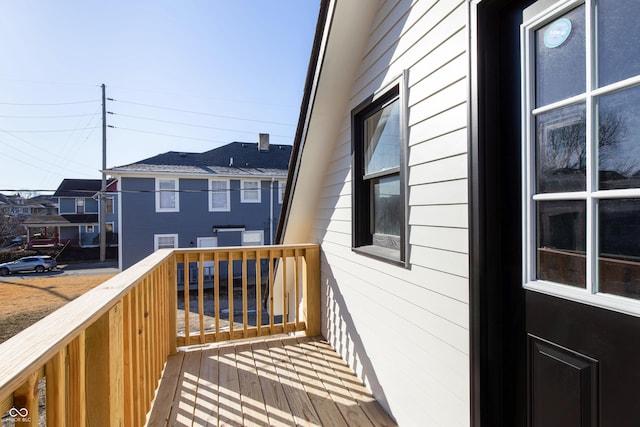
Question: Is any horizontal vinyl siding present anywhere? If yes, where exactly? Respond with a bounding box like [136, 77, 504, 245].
[312, 1, 470, 426]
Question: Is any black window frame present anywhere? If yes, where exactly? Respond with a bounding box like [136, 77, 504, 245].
[351, 75, 408, 267]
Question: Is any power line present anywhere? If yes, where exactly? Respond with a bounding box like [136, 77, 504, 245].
[0, 126, 100, 133]
[110, 112, 293, 139]
[0, 99, 99, 106]
[110, 126, 233, 144]
[111, 99, 295, 126]
[0, 113, 97, 119]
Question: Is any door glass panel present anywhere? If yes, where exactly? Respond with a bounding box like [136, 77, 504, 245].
[537, 200, 586, 288]
[536, 103, 586, 193]
[535, 5, 585, 107]
[597, 0, 640, 87]
[599, 199, 640, 299]
[598, 85, 640, 189]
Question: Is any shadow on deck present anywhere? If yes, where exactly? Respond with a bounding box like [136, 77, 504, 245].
[148, 336, 396, 427]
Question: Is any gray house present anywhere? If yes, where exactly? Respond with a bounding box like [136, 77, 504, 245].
[24, 178, 118, 248]
[106, 135, 291, 270]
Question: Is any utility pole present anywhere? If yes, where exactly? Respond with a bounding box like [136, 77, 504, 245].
[99, 84, 107, 262]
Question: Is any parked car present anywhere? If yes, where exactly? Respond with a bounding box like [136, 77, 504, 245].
[0, 256, 57, 275]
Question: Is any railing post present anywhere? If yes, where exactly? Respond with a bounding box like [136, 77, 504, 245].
[303, 246, 321, 337]
[168, 254, 178, 355]
[85, 301, 124, 426]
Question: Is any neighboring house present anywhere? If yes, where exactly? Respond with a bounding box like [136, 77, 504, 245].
[277, 0, 640, 426]
[0, 194, 58, 217]
[23, 179, 119, 248]
[106, 135, 291, 270]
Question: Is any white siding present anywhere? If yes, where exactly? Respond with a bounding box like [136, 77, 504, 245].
[311, 1, 470, 426]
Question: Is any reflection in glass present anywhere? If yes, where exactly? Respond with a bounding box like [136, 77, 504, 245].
[598, 86, 640, 190]
[364, 98, 400, 175]
[536, 104, 586, 193]
[535, 5, 585, 107]
[537, 201, 586, 288]
[599, 199, 640, 299]
[372, 175, 401, 242]
[598, 0, 640, 87]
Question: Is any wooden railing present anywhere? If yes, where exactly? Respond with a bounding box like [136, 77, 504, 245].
[0, 243, 320, 426]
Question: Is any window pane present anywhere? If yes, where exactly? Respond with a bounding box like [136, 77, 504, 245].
[372, 174, 401, 239]
[211, 181, 228, 209]
[597, 85, 640, 190]
[243, 181, 260, 201]
[597, 0, 640, 87]
[599, 199, 640, 299]
[157, 236, 176, 249]
[242, 231, 263, 245]
[159, 191, 175, 209]
[535, 5, 585, 107]
[537, 200, 586, 288]
[365, 98, 400, 175]
[536, 103, 586, 193]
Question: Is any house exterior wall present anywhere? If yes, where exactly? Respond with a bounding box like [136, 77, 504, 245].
[308, 1, 470, 425]
[120, 176, 282, 269]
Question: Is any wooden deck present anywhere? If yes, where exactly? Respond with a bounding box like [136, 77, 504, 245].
[147, 336, 396, 426]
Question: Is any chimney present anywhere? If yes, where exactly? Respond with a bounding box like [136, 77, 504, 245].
[258, 133, 270, 151]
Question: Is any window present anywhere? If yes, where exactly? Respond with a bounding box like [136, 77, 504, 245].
[241, 180, 261, 203]
[154, 234, 178, 250]
[352, 74, 408, 265]
[105, 197, 114, 214]
[209, 179, 230, 211]
[242, 230, 264, 246]
[86, 225, 94, 233]
[156, 178, 179, 212]
[522, 0, 640, 309]
[76, 198, 84, 214]
[278, 181, 286, 204]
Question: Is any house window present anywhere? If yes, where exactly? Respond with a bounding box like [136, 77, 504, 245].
[351, 75, 408, 265]
[278, 181, 286, 204]
[76, 198, 84, 214]
[209, 179, 230, 211]
[242, 230, 264, 246]
[241, 180, 261, 203]
[522, 0, 640, 308]
[105, 197, 114, 214]
[156, 178, 179, 212]
[86, 225, 94, 233]
[154, 234, 178, 250]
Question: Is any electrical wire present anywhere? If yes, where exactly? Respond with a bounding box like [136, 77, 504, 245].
[111, 112, 293, 139]
[111, 99, 295, 126]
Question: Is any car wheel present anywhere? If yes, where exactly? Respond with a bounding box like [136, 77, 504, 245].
[35, 265, 44, 273]
[0, 268, 8, 276]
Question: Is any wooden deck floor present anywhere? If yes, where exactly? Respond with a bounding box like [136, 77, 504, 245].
[146, 336, 396, 426]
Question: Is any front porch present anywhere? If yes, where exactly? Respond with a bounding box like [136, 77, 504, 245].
[0, 244, 395, 426]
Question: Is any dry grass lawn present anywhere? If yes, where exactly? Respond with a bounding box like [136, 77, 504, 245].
[0, 274, 114, 344]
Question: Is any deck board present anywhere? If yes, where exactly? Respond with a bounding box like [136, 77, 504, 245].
[146, 336, 397, 427]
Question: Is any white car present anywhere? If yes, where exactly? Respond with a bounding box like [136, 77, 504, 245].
[0, 256, 57, 275]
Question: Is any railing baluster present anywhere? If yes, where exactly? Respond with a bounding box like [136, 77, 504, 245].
[256, 251, 262, 337]
[295, 249, 301, 326]
[45, 348, 67, 425]
[228, 250, 234, 337]
[214, 251, 220, 339]
[13, 370, 39, 427]
[282, 251, 288, 332]
[269, 249, 275, 332]
[183, 253, 191, 346]
[242, 250, 248, 338]
[122, 292, 134, 427]
[68, 330, 86, 426]
[134, 285, 144, 425]
[168, 254, 178, 355]
[198, 251, 205, 344]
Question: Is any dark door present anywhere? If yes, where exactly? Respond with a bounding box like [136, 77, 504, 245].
[472, 0, 640, 425]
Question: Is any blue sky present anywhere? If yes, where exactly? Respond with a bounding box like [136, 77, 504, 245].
[0, 1, 320, 194]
